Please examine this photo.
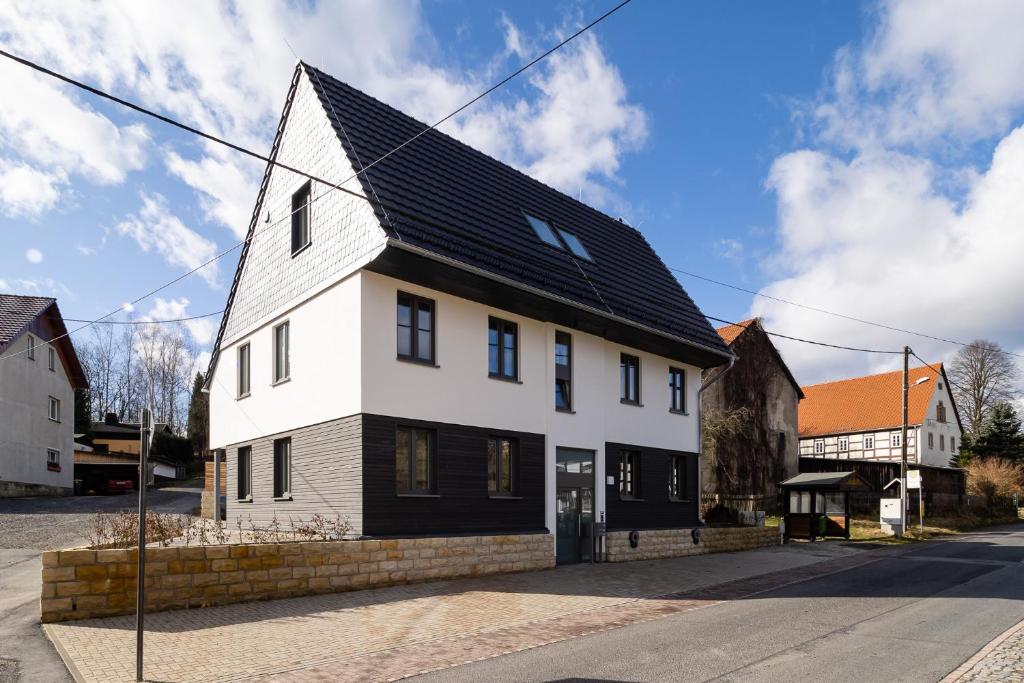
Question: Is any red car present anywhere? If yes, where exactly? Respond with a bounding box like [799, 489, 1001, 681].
[106, 479, 134, 494]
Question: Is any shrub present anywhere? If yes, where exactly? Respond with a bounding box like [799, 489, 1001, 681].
[966, 458, 1023, 511]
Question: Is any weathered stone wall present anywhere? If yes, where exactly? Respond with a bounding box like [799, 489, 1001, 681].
[0, 480, 71, 498]
[40, 532, 554, 623]
[605, 526, 779, 562]
[200, 461, 226, 519]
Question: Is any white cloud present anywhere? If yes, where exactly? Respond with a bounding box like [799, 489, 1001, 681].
[115, 192, 220, 287]
[143, 297, 216, 346]
[24, 248, 43, 264]
[1, 277, 72, 298]
[714, 238, 745, 265]
[0, 160, 64, 217]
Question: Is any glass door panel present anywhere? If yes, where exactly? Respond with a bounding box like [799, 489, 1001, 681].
[556, 487, 579, 564]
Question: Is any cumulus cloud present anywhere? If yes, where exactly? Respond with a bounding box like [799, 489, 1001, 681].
[24, 248, 43, 264]
[115, 193, 220, 287]
[0, 160, 64, 217]
[143, 297, 217, 346]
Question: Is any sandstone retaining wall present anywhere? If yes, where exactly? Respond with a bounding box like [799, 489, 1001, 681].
[41, 532, 553, 623]
[605, 526, 779, 562]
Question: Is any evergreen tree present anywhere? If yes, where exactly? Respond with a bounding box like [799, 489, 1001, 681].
[186, 371, 209, 458]
[74, 387, 93, 436]
[972, 402, 1024, 462]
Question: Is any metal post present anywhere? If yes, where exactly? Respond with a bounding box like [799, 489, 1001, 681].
[136, 407, 152, 682]
[213, 449, 222, 521]
[900, 346, 910, 538]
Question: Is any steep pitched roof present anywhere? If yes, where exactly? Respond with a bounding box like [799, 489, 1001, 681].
[798, 364, 942, 437]
[0, 293, 87, 388]
[714, 318, 804, 398]
[302, 64, 729, 357]
[716, 318, 755, 346]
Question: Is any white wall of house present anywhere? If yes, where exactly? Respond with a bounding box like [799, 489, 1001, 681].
[917, 377, 962, 467]
[0, 331, 74, 493]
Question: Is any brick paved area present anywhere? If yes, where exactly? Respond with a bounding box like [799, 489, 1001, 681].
[944, 617, 1024, 683]
[45, 543, 873, 683]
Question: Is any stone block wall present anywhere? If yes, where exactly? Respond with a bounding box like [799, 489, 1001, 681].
[200, 461, 226, 519]
[40, 532, 554, 623]
[605, 526, 779, 562]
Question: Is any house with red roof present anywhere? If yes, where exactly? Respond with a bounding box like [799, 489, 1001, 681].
[799, 364, 962, 468]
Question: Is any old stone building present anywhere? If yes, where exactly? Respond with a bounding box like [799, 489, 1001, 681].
[701, 319, 802, 503]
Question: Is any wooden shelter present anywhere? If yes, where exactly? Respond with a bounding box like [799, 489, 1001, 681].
[779, 471, 871, 541]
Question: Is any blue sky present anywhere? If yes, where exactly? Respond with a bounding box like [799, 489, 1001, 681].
[2, 1, 1023, 385]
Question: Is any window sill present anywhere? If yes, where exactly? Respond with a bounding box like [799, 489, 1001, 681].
[619, 497, 645, 502]
[488, 374, 522, 384]
[271, 377, 291, 387]
[396, 493, 440, 498]
[620, 400, 643, 407]
[668, 498, 691, 504]
[396, 356, 439, 368]
[488, 494, 523, 500]
[237, 392, 251, 401]
[47, 465, 61, 472]
[290, 242, 312, 259]
[669, 409, 689, 416]
[48, 418, 61, 424]
[555, 407, 576, 414]
[272, 495, 293, 502]
[236, 497, 253, 503]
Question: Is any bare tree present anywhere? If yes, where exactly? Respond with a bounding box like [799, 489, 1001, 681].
[948, 340, 1021, 435]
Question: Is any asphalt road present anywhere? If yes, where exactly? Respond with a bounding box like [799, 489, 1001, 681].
[416, 523, 1024, 683]
[0, 483, 202, 683]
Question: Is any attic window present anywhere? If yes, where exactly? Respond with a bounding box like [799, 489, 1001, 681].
[557, 229, 592, 261]
[525, 214, 562, 249]
[291, 182, 311, 255]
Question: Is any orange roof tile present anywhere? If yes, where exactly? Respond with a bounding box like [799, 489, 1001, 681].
[716, 318, 757, 345]
[799, 364, 941, 437]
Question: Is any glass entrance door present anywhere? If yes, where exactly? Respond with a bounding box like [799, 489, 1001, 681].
[555, 447, 595, 565]
[556, 487, 579, 564]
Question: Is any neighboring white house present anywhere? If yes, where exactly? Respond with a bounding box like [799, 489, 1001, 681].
[205, 63, 733, 564]
[0, 295, 87, 496]
[799, 364, 963, 468]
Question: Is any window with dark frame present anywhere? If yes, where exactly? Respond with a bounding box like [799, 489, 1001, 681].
[273, 438, 291, 499]
[273, 322, 289, 383]
[395, 426, 436, 494]
[669, 367, 685, 413]
[291, 182, 311, 254]
[237, 446, 252, 500]
[487, 436, 517, 496]
[237, 343, 251, 397]
[48, 347, 56, 372]
[620, 353, 640, 404]
[27, 335, 35, 360]
[669, 455, 687, 501]
[937, 401, 947, 423]
[524, 213, 562, 249]
[555, 331, 572, 411]
[619, 450, 641, 499]
[47, 448, 60, 471]
[397, 292, 435, 364]
[488, 317, 518, 380]
[48, 396, 60, 422]
[557, 228, 593, 261]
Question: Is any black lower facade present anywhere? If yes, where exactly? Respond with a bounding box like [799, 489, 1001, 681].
[604, 441, 700, 531]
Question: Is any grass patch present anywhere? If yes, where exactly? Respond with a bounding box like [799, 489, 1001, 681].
[847, 509, 1021, 543]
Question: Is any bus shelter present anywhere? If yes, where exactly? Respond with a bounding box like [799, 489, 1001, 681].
[780, 471, 871, 541]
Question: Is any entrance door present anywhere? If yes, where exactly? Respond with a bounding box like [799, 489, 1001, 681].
[555, 448, 595, 564]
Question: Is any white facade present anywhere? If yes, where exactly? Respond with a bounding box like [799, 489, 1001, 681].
[799, 376, 961, 468]
[0, 331, 75, 494]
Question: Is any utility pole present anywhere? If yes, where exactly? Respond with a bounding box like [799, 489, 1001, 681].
[899, 346, 910, 538]
[136, 407, 152, 682]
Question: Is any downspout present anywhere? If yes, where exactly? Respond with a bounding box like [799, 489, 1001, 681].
[697, 354, 736, 523]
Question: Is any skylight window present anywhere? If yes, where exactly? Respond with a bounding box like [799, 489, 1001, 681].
[525, 214, 562, 249]
[557, 229, 592, 261]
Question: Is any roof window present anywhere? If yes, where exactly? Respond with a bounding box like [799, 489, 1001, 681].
[557, 229, 592, 261]
[524, 213, 594, 261]
[525, 214, 562, 249]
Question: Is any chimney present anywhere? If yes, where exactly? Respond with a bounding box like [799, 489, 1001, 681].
[104, 412, 119, 425]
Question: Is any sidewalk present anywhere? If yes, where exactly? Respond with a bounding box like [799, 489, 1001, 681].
[45, 541, 879, 683]
[943, 617, 1024, 683]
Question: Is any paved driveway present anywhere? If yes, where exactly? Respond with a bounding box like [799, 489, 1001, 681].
[0, 483, 202, 683]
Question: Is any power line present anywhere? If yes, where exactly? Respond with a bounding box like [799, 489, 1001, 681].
[62, 311, 224, 325]
[706, 315, 904, 355]
[675, 267, 1024, 360]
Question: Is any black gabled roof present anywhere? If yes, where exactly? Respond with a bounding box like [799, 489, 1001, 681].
[302, 64, 730, 358]
[0, 293, 87, 388]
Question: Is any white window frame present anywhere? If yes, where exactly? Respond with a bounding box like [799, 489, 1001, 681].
[48, 346, 56, 372]
[237, 342, 251, 398]
[272, 321, 290, 384]
[813, 439, 824, 455]
[838, 436, 849, 452]
[27, 334, 35, 360]
[892, 432, 902, 448]
[864, 435, 874, 450]
[48, 396, 60, 422]
[47, 448, 60, 466]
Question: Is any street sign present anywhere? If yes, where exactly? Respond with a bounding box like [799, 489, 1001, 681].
[907, 470, 921, 489]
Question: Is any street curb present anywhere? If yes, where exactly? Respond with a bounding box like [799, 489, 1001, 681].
[940, 615, 1024, 682]
[42, 624, 85, 683]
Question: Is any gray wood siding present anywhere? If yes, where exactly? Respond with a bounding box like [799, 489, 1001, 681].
[224, 414, 363, 534]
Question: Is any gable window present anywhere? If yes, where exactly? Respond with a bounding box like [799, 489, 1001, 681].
[937, 401, 947, 423]
[555, 331, 572, 412]
[669, 367, 685, 413]
[397, 292, 435, 364]
[48, 347, 56, 372]
[487, 436, 517, 496]
[27, 335, 35, 360]
[395, 426, 435, 495]
[892, 432, 902, 448]
[951, 437, 956, 453]
[488, 317, 518, 380]
[864, 435, 874, 450]
[237, 446, 252, 501]
[291, 181, 311, 255]
[619, 450, 641, 499]
[237, 343, 251, 397]
[620, 353, 640, 405]
[928, 432, 934, 449]
[273, 438, 291, 499]
[557, 228, 592, 261]
[48, 396, 60, 422]
[813, 439, 824, 455]
[47, 448, 60, 472]
[940, 434, 945, 451]
[525, 213, 562, 249]
[838, 436, 849, 452]
[669, 455, 687, 501]
[272, 322, 290, 383]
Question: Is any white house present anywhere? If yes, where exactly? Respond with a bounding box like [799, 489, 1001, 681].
[0, 295, 87, 496]
[799, 364, 963, 468]
[205, 63, 733, 564]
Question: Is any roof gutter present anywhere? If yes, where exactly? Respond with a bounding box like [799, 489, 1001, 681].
[385, 237, 735, 364]
[697, 354, 736, 523]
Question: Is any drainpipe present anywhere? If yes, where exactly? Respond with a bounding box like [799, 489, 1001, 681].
[698, 354, 736, 523]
